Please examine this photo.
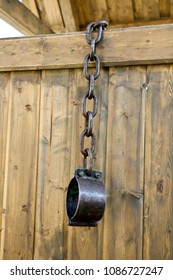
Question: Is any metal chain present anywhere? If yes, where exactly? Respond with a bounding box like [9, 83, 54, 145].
[80, 20, 108, 176]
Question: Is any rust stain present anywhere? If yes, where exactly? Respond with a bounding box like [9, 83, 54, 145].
[157, 179, 164, 193]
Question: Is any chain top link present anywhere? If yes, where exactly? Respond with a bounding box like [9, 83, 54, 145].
[80, 20, 108, 176]
[86, 21, 108, 44]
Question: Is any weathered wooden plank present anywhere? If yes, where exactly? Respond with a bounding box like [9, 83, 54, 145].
[67, 68, 108, 259]
[59, 0, 79, 32]
[170, 0, 173, 16]
[143, 65, 173, 259]
[133, 0, 160, 20]
[103, 66, 146, 259]
[107, 18, 173, 29]
[36, 0, 64, 33]
[72, 0, 109, 28]
[1, 24, 173, 71]
[22, 0, 39, 17]
[159, 0, 170, 18]
[0, 73, 10, 259]
[0, 0, 53, 35]
[73, 0, 87, 28]
[107, 0, 134, 23]
[89, 0, 109, 22]
[1, 71, 40, 260]
[34, 70, 73, 259]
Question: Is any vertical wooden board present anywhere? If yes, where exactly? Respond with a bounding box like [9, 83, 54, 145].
[89, 0, 109, 22]
[103, 66, 146, 259]
[170, 0, 173, 16]
[22, 0, 39, 17]
[59, 0, 79, 32]
[36, 0, 64, 32]
[73, 0, 87, 28]
[67, 68, 108, 259]
[107, 0, 134, 23]
[1, 71, 40, 260]
[73, 0, 109, 28]
[144, 65, 173, 260]
[159, 0, 170, 18]
[133, 0, 160, 20]
[34, 70, 73, 260]
[0, 73, 10, 257]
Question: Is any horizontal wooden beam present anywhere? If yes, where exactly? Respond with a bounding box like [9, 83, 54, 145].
[1, 24, 173, 71]
[0, 0, 53, 35]
[107, 18, 173, 29]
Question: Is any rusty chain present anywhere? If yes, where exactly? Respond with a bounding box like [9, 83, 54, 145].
[80, 20, 108, 176]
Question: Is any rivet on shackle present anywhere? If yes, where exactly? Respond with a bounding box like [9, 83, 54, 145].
[66, 20, 108, 227]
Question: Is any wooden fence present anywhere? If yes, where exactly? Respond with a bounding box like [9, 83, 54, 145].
[0, 24, 173, 260]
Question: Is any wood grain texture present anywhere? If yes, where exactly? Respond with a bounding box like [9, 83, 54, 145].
[0, 73, 10, 258]
[36, 0, 64, 33]
[22, 0, 39, 17]
[159, 0, 170, 17]
[1, 71, 40, 259]
[103, 66, 146, 259]
[170, 0, 173, 16]
[0, 0, 53, 35]
[107, 0, 134, 23]
[74, 0, 91, 28]
[34, 70, 73, 259]
[89, 0, 109, 22]
[1, 24, 173, 71]
[143, 65, 173, 259]
[59, 0, 79, 32]
[67, 68, 108, 260]
[108, 18, 173, 29]
[133, 0, 160, 20]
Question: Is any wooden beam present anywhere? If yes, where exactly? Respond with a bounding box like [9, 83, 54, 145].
[159, 0, 170, 18]
[59, 0, 79, 32]
[22, 0, 39, 18]
[1, 24, 173, 71]
[73, 0, 109, 30]
[107, 0, 134, 23]
[89, 0, 109, 22]
[35, 0, 64, 33]
[106, 18, 173, 29]
[170, 0, 173, 17]
[133, 0, 160, 20]
[0, 0, 53, 35]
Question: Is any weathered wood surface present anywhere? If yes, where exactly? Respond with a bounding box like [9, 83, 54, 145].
[0, 0, 53, 35]
[36, 0, 64, 33]
[5, 0, 173, 34]
[67, 68, 108, 260]
[133, 0, 160, 20]
[144, 65, 173, 259]
[1, 25, 173, 71]
[0, 65, 173, 259]
[59, 0, 79, 32]
[0, 73, 10, 258]
[103, 66, 146, 259]
[22, 0, 39, 17]
[34, 70, 73, 259]
[108, 18, 173, 29]
[159, 0, 170, 17]
[107, 0, 134, 23]
[1, 72, 40, 259]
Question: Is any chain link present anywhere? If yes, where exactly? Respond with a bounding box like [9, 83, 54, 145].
[80, 20, 108, 175]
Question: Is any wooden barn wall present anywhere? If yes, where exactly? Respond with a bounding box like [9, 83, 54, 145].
[0, 65, 173, 260]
